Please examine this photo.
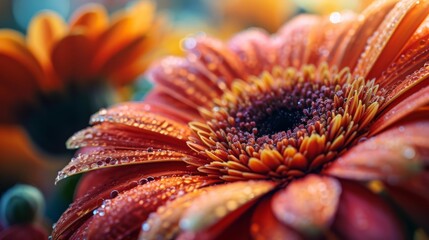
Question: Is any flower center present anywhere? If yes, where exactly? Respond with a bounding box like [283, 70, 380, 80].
[187, 65, 384, 182]
[256, 108, 304, 137]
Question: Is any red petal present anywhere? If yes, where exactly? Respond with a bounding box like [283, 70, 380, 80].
[251, 197, 303, 240]
[87, 175, 213, 240]
[326, 120, 428, 183]
[52, 162, 192, 239]
[0, 224, 47, 240]
[51, 32, 94, 83]
[272, 175, 341, 236]
[386, 171, 429, 233]
[332, 180, 404, 240]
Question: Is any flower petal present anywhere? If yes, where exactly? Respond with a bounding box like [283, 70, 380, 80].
[354, 0, 429, 79]
[271, 175, 341, 236]
[370, 84, 429, 135]
[52, 162, 193, 239]
[227, 29, 274, 76]
[251, 197, 303, 240]
[273, 15, 320, 69]
[306, 12, 356, 66]
[86, 175, 212, 240]
[179, 181, 275, 233]
[332, 180, 404, 240]
[56, 147, 201, 182]
[326, 120, 428, 183]
[69, 3, 109, 39]
[184, 36, 247, 87]
[51, 32, 94, 83]
[376, 17, 429, 102]
[27, 11, 67, 90]
[149, 56, 224, 109]
[89, 104, 192, 140]
[338, 0, 397, 70]
[386, 171, 429, 233]
[139, 190, 204, 240]
[90, 1, 155, 75]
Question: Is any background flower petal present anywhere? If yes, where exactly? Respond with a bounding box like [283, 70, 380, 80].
[27, 11, 67, 91]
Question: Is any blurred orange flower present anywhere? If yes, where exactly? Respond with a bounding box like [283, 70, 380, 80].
[206, 0, 297, 32]
[54, 0, 429, 239]
[0, 0, 163, 123]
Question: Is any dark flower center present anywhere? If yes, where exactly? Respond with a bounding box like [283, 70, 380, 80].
[187, 65, 384, 182]
[256, 108, 304, 137]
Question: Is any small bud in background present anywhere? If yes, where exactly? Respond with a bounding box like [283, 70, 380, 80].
[0, 184, 45, 227]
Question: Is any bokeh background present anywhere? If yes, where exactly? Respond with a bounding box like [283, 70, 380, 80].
[0, 0, 371, 237]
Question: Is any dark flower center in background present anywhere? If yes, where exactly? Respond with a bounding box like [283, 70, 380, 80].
[188, 65, 384, 181]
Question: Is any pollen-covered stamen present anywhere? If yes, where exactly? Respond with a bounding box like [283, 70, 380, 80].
[187, 65, 384, 181]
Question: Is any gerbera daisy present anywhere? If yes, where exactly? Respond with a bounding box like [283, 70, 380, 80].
[53, 0, 429, 239]
[0, 0, 164, 159]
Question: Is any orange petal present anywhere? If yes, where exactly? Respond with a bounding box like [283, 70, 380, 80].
[149, 56, 224, 109]
[332, 180, 404, 240]
[0, 32, 44, 119]
[51, 32, 94, 83]
[139, 190, 204, 240]
[370, 85, 429, 136]
[0, 30, 43, 92]
[227, 28, 273, 75]
[338, 0, 397, 70]
[87, 175, 211, 240]
[306, 12, 356, 66]
[376, 16, 429, 95]
[89, 104, 192, 139]
[251, 197, 303, 240]
[144, 87, 202, 120]
[271, 175, 341, 236]
[184, 36, 247, 87]
[90, 1, 155, 75]
[353, 0, 429, 79]
[52, 161, 191, 239]
[273, 14, 320, 69]
[179, 181, 275, 233]
[56, 146, 201, 183]
[69, 3, 109, 39]
[326, 120, 428, 182]
[27, 11, 67, 90]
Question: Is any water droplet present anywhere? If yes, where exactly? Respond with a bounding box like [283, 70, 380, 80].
[110, 190, 119, 199]
[147, 176, 155, 182]
[402, 147, 416, 159]
[142, 222, 150, 231]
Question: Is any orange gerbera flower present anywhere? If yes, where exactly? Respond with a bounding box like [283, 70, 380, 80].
[0, 0, 162, 124]
[53, 0, 429, 239]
